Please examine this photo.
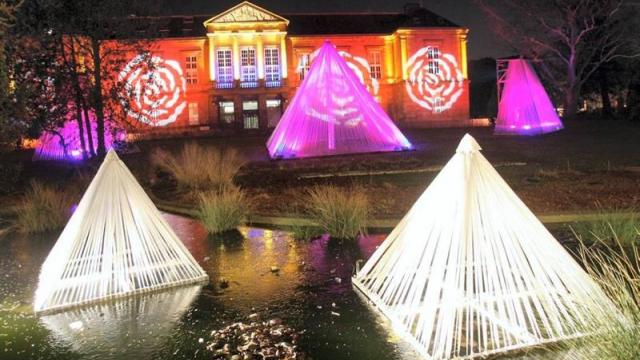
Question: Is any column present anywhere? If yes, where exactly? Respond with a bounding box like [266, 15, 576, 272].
[207, 34, 216, 81]
[384, 36, 395, 82]
[232, 34, 240, 81]
[257, 34, 264, 80]
[280, 35, 288, 79]
[459, 32, 469, 79]
[400, 35, 408, 81]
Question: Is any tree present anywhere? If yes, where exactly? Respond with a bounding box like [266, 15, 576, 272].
[51, 0, 157, 157]
[477, 0, 640, 120]
[0, 0, 23, 151]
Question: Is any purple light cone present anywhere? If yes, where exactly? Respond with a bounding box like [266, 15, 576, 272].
[267, 41, 412, 159]
[495, 59, 563, 135]
[33, 113, 123, 161]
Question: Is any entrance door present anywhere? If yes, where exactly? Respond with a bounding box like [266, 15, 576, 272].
[242, 100, 259, 129]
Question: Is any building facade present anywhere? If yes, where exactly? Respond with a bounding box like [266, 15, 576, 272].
[115, 1, 470, 136]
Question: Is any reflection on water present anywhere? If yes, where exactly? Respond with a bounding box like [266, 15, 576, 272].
[40, 285, 202, 358]
[0, 213, 560, 360]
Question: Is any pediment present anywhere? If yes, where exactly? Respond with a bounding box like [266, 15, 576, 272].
[204, 1, 288, 25]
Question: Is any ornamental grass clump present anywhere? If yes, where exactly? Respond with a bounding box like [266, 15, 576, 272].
[572, 209, 639, 246]
[568, 229, 640, 360]
[151, 143, 245, 190]
[197, 186, 250, 234]
[306, 185, 370, 240]
[15, 181, 74, 234]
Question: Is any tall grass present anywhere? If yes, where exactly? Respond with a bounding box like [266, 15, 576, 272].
[197, 186, 250, 234]
[571, 209, 639, 246]
[306, 185, 370, 239]
[151, 143, 245, 190]
[569, 229, 640, 359]
[15, 181, 74, 234]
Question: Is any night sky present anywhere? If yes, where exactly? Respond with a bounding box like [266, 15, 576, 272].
[164, 0, 512, 60]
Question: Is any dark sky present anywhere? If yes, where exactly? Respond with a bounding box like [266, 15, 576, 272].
[165, 0, 512, 60]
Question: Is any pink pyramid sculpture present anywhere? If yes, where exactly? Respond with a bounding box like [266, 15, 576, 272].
[33, 114, 124, 161]
[495, 59, 563, 135]
[267, 41, 412, 159]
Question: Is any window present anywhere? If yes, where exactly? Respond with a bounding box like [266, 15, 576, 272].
[427, 47, 440, 75]
[266, 99, 282, 127]
[216, 49, 233, 85]
[185, 56, 197, 85]
[188, 102, 199, 125]
[264, 47, 280, 86]
[298, 53, 310, 81]
[219, 101, 235, 124]
[240, 47, 257, 86]
[368, 50, 382, 79]
[242, 100, 259, 129]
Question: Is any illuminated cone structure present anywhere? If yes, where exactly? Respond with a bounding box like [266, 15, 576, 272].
[34, 150, 208, 313]
[495, 59, 563, 135]
[353, 134, 611, 359]
[33, 118, 122, 161]
[267, 41, 412, 158]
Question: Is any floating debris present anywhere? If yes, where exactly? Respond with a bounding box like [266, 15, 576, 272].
[207, 317, 306, 360]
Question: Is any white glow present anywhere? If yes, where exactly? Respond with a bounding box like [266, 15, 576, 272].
[404, 46, 464, 113]
[353, 134, 615, 359]
[34, 150, 208, 313]
[119, 55, 187, 127]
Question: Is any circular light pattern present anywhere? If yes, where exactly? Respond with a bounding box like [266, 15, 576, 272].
[405, 46, 464, 113]
[119, 55, 186, 127]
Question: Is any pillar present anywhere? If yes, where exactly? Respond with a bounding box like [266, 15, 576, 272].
[207, 34, 216, 81]
[257, 34, 264, 80]
[232, 34, 240, 81]
[280, 35, 288, 79]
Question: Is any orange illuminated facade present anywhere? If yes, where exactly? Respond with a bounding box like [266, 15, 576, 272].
[113, 1, 471, 135]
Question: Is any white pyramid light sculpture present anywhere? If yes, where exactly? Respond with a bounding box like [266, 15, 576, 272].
[34, 150, 208, 313]
[353, 134, 612, 359]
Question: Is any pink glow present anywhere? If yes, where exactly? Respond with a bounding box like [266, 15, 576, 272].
[33, 114, 123, 161]
[495, 59, 563, 135]
[267, 41, 412, 159]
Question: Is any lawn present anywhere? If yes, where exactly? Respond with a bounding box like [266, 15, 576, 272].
[139, 117, 640, 219]
[4, 116, 640, 221]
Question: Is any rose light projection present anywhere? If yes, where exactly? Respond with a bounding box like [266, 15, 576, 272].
[353, 134, 614, 359]
[119, 55, 187, 127]
[495, 59, 563, 135]
[267, 41, 411, 159]
[405, 46, 464, 113]
[33, 114, 123, 161]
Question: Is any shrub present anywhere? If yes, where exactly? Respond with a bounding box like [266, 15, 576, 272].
[306, 185, 370, 240]
[197, 186, 250, 234]
[571, 209, 639, 246]
[569, 231, 640, 359]
[15, 181, 74, 234]
[151, 143, 245, 190]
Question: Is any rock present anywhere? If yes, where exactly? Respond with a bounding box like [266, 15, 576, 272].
[270, 266, 280, 273]
[219, 278, 229, 289]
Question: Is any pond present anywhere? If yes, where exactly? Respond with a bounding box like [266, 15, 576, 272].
[0, 214, 569, 360]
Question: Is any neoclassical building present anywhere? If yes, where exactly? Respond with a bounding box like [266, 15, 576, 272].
[115, 1, 470, 135]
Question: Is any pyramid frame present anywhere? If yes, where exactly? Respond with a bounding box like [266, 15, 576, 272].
[495, 59, 563, 135]
[353, 135, 612, 359]
[34, 150, 208, 313]
[267, 40, 412, 159]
